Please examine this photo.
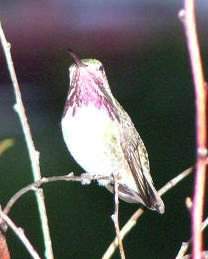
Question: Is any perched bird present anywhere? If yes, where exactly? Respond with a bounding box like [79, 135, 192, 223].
[61, 50, 165, 214]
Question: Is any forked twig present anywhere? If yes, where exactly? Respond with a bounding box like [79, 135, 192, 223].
[102, 167, 193, 259]
[4, 173, 83, 214]
[3, 172, 127, 259]
[3, 173, 112, 215]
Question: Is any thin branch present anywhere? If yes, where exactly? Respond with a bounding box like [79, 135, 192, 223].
[175, 215, 208, 259]
[177, 251, 208, 259]
[176, 242, 190, 259]
[0, 210, 41, 259]
[0, 22, 54, 259]
[201, 216, 208, 231]
[102, 167, 193, 259]
[158, 167, 193, 196]
[179, 1, 207, 257]
[3, 173, 111, 215]
[3, 173, 82, 215]
[111, 175, 125, 259]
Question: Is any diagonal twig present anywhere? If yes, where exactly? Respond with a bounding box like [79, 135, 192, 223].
[0, 210, 41, 259]
[175, 214, 208, 259]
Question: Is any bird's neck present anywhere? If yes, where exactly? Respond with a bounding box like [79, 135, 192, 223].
[63, 71, 119, 121]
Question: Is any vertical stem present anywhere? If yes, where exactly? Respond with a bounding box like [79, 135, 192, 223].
[0, 22, 54, 259]
[113, 176, 126, 259]
[180, 0, 207, 257]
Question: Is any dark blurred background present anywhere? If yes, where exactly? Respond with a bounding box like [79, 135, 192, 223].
[0, 0, 207, 258]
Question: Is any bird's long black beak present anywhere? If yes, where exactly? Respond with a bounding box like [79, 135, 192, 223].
[67, 49, 87, 67]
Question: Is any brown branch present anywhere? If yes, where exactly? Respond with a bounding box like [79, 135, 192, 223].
[179, 1, 207, 258]
[0, 22, 54, 259]
[112, 175, 126, 259]
[102, 167, 193, 259]
[0, 231, 11, 259]
[0, 210, 41, 259]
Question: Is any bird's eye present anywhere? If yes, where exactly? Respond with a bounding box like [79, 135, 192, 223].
[99, 65, 104, 72]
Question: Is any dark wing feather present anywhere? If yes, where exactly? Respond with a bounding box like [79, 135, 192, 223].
[120, 129, 154, 208]
[117, 101, 164, 213]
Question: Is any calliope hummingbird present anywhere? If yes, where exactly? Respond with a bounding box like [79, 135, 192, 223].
[61, 50, 165, 214]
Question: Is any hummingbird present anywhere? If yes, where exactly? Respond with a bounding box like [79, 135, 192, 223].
[61, 50, 165, 214]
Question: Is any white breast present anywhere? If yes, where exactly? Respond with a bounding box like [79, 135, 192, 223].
[61, 104, 122, 175]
